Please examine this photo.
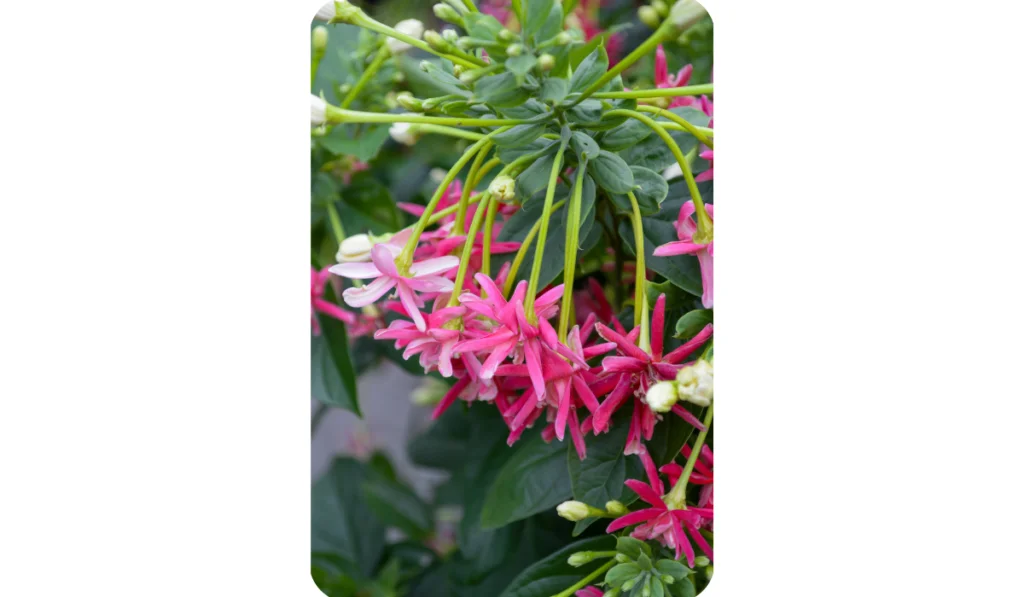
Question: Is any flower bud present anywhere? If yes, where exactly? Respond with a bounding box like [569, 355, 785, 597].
[652, 0, 669, 16]
[388, 19, 424, 54]
[316, 0, 361, 24]
[389, 122, 419, 146]
[311, 94, 327, 126]
[498, 28, 516, 42]
[424, 30, 454, 53]
[555, 32, 573, 45]
[442, 28, 460, 44]
[312, 26, 329, 53]
[556, 500, 592, 522]
[506, 43, 524, 57]
[668, 0, 709, 32]
[676, 359, 713, 406]
[488, 175, 516, 202]
[638, 6, 662, 29]
[645, 380, 679, 413]
[605, 500, 628, 516]
[538, 53, 556, 72]
[433, 3, 464, 25]
[337, 234, 374, 262]
[694, 555, 711, 567]
[396, 92, 424, 112]
[567, 551, 595, 567]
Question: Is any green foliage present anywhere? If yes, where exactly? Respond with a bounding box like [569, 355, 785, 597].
[311, 286, 359, 416]
[481, 433, 573, 529]
[498, 536, 616, 597]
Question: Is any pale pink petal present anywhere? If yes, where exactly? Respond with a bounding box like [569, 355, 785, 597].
[342, 276, 396, 307]
[370, 245, 401, 278]
[653, 241, 705, 257]
[697, 249, 713, 308]
[410, 255, 460, 276]
[328, 261, 382, 279]
[396, 281, 427, 331]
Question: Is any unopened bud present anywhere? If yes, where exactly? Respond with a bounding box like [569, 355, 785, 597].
[424, 30, 453, 53]
[694, 555, 711, 567]
[668, 0, 709, 32]
[442, 28, 460, 44]
[506, 43, 523, 57]
[538, 53, 556, 72]
[488, 175, 516, 202]
[387, 19, 424, 54]
[337, 234, 374, 262]
[453, 64, 466, 78]
[311, 94, 327, 126]
[567, 551, 595, 567]
[498, 28, 516, 42]
[661, 575, 675, 585]
[615, 553, 630, 563]
[556, 500, 592, 522]
[652, 0, 669, 16]
[316, 0, 361, 24]
[676, 360, 713, 406]
[605, 500, 628, 516]
[460, 68, 489, 84]
[433, 3, 463, 25]
[638, 6, 662, 29]
[555, 32, 573, 45]
[312, 26, 329, 53]
[389, 122, 419, 146]
[396, 92, 423, 112]
[645, 380, 679, 413]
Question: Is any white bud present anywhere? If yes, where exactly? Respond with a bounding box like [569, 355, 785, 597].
[645, 380, 679, 413]
[676, 359, 713, 406]
[639, 5, 662, 29]
[388, 19, 424, 54]
[316, 0, 359, 23]
[668, 0, 709, 31]
[662, 163, 682, 180]
[488, 175, 516, 202]
[311, 94, 327, 126]
[337, 234, 374, 262]
[556, 501, 592, 522]
[314, 1, 336, 21]
[389, 122, 418, 146]
[312, 26, 329, 53]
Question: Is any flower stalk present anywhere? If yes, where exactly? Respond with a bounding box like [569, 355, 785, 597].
[592, 84, 713, 100]
[664, 403, 714, 509]
[340, 45, 391, 109]
[558, 166, 587, 341]
[627, 191, 650, 351]
[523, 143, 568, 323]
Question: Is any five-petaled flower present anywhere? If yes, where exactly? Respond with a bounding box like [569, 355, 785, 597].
[652, 201, 714, 309]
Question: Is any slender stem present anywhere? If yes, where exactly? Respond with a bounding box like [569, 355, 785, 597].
[661, 122, 715, 137]
[592, 84, 714, 100]
[352, 14, 485, 68]
[448, 192, 492, 306]
[574, 22, 673, 105]
[325, 201, 346, 243]
[461, 0, 479, 13]
[456, 143, 492, 233]
[427, 193, 486, 226]
[340, 45, 390, 109]
[627, 191, 649, 349]
[471, 158, 502, 188]
[665, 404, 714, 509]
[551, 560, 616, 597]
[636, 105, 714, 149]
[604, 109, 712, 243]
[481, 193, 499, 278]
[503, 200, 566, 297]
[325, 106, 527, 128]
[311, 49, 326, 87]
[408, 123, 486, 141]
[558, 168, 586, 340]
[524, 145, 568, 323]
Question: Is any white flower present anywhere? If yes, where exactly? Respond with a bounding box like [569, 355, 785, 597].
[488, 175, 516, 202]
[389, 122, 418, 146]
[676, 359, 713, 406]
[314, 1, 339, 21]
[311, 94, 327, 126]
[663, 162, 682, 180]
[645, 380, 679, 413]
[556, 501, 592, 522]
[337, 234, 374, 262]
[388, 19, 424, 54]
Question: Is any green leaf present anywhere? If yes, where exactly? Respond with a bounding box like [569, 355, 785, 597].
[480, 433, 573, 529]
[312, 458, 387, 577]
[655, 559, 690, 580]
[567, 407, 644, 535]
[620, 217, 703, 298]
[497, 536, 616, 597]
[539, 78, 569, 105]
[463, 13, 505, 41]
[415, 59, 472, 97]
[406, 404, 475, 471]
[311, 286, 359, 415]
[675, 309, 714, 340]
[569, 131, 600, 163]
[599, 118, 655, 152]
[566, 99, 604, 128]
[618, 107, 711, 172]
[474, 72, 531, 108]
[606, 563, 642, 588]
[588, 150, 635, 195]
[493, 123, 548, 148]
[515, 152, 558, 202]
[523, 0, 556, 40]
[342, 172, 402, 232]
[315, 123, 391, 161]
[667, 576, 697, 597]
[609, 166, 668, 216]
[617, 536, 652, 560]
[536, 0, 565, 43]
[506, 54, 539, 83]
[361, 475, 433, 540]
[569, 46, 609, 93]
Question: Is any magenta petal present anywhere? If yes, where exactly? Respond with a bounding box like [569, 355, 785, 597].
[686, 522, 713, 562]
[524, 339, 547, 401]
[663, 324, 713, 364]
[432, 376, 470, 419]
[638, 449, 665, 496]
[606, 508, 663, 533]
[672, 514, 695, 566]
[653, 241, 705, 257]
[370, 245, 401, 278]
[624, 479, 667, 509]
[697, 249, 713, 309]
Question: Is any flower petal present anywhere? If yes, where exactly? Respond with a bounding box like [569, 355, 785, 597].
[342, 276, 396, 307]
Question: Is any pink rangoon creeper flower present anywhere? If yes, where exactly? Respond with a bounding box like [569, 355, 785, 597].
[591, 295, 713, 454]
[329, 244, 459, 332]
[311, 267, 356, 335]
[576, 587, 603, 597]
[663, 445, 714, 511]
[607, 449, 714, 566]
[652, 201, 714, 309]
[374, 301, 466, 377]
[654, 45, 699, 109]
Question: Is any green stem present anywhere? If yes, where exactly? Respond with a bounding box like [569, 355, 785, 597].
[636, 105, 714, 149]
[311, 49, 326, 87]
[524, 144, 568, 323]
[408, 123, 486, 141]
[427, 193, 486, 226]
[461, 0, 479, 13]
[558, 167, 586, 340]
[325, 201, 346, 243]
[352, 14, 485, 68]
[605, 109, 712, 244]
[455, 142, 492, 233]
[448, 191, 492, 306]
[481, 193, 499, 278]
[340, 45, 390, 109]
[665, 404, 714, 509]
[592, 84, 714, 100]
[503, 199, 566, 298]
[471, 158, 502, 188]
[551, 560, 615, 597]
[574, 22, 673, 105]
[626, 191, 649, 349]
[325, 106, 528, 128]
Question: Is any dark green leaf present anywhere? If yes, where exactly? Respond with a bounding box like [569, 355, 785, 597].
[599, 118, 655, 152]
[474, 72, 531, 108]
[312, 458, 387, 577]
[566, 99, 604, 127]
[620, 217, 703, 298]
[494, 123, 547, 148]
[588, 150, 635, 195]
[523, 0, 556, 40]
[617, 536, 652, 560]
[655, 559, 689, 580]
[569, 131, 600, 163]
[516, 152, 559, 202]
[569, 46, 609, 93]
[315, 123, 391, 161]
[609, 166, 668, 215]
[667, 576, 697, 597]
[311, 286, 359, 415]
[506, 54, 539, 83]
[675, 309, 714, 340]
[480, 433, 573, 529]
[618, 107, 711, 172]
[362, 475, 433, 540]
[497, 536, 616, 597]
[539, 78, 569, 105]
[606, 563, 642, 588]
[463, 13, 505, 41]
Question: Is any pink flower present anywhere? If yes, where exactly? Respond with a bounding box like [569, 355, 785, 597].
[591, 295, 713, 453]
[652, 202, 714, 309]
[329, 244, 459, 332]
[374, 301, 467, 377]
[654, 45, 698, 109]
[576, 588, 603, 597]
[695, 95, 714, 182]
[311, 267, 356, 335]
[606, 449, 714, 566]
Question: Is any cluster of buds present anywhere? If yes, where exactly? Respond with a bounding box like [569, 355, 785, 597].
[638, 0, 671, 30]
[644, 359, 714, 413]
[556, 499, 628, 522]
